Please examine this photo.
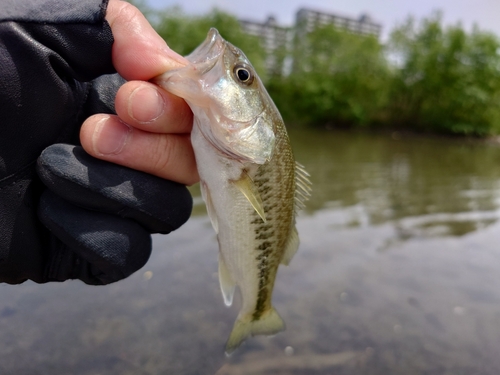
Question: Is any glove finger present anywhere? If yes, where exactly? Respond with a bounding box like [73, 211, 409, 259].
[37, 144, 193, 234]
[39, 190, 152, 285]
[83, 73, 126, 116]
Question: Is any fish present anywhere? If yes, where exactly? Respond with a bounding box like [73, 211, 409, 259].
[154, 28, 311, 354]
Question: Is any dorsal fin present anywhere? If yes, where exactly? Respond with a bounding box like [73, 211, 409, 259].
[294, 162, 312, 213]
[280, 162, 311, 266]
[231, 171, 267, 223]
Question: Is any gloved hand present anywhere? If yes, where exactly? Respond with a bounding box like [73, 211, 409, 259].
[36, 144, 192, 285]
[0, 0, 195, 284]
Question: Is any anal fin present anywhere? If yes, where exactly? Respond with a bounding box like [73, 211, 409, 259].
[281, 227, 299, 266]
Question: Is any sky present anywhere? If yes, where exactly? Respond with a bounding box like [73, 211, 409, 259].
[146, 0, 500, 40]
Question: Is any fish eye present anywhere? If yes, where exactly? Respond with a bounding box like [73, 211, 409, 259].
[234, 65, 254, 85]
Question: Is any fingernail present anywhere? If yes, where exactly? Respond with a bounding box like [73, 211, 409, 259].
[93, 117, 131, 155]
[129, 86, 164, 123]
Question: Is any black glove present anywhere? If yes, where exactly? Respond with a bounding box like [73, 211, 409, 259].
[0, 0, 193, 284]
[36, 144, 192, 285]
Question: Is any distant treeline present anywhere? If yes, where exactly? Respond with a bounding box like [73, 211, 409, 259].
[140, 3, 500, 136]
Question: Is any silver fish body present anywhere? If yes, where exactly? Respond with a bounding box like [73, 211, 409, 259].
[155, 28, 311, 354]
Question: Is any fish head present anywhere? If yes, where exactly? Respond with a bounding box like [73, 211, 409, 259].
[155, 28, 276, 164]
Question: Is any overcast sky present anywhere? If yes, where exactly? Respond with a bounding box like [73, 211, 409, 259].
[146, 0, 500, 40]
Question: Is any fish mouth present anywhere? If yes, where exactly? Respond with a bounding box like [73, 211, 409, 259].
[186, 28, 226, 67]
[153, 28, 224, 90]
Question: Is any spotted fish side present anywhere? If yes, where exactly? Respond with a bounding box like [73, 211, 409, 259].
[224, 119, 310, 354]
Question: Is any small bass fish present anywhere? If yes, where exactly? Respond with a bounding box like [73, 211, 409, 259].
[155, 28, 311, 354]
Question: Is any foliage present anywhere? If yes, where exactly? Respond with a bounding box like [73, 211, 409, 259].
[387, 13, 500, 135]
[269, 24, 390, 127]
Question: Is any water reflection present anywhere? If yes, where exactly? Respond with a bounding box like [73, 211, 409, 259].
[291, 129, 500, 237]
[2, 129, 500, 374]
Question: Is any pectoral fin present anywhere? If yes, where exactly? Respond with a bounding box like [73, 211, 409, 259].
[218, 253, 236, 307]
[231, 171, 266, 223]
[200, 180, 219, 234]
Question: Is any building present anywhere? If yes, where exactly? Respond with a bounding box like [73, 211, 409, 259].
[295, 8, 382, 38]
[239, 16, 292, 76]
[239, 8, 382, 76]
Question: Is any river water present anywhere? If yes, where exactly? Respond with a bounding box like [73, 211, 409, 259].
[1, 129, 500, 374]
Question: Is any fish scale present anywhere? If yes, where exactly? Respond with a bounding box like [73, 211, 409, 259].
[155, 28, 311, 354]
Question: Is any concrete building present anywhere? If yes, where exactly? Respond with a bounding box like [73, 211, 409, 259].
[239, 8, 382, 76]
[239, 16, 292, 76]
[295, 8, 382, 38]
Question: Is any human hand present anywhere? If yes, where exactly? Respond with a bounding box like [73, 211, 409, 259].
[80, 0, 199, 185]
[37, 0, 199, 285]
[0, 0, 196, 285]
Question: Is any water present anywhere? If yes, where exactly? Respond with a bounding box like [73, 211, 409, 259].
[2, 129, 500, 374]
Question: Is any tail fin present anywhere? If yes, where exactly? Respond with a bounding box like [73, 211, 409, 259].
[225, 307, 285, 355]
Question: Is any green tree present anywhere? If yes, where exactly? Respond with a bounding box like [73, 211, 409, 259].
[387, 13, 500, 135]
[269, 24, 390, 127]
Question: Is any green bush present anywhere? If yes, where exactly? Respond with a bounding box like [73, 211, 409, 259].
[269, 24, 390, 127]
[387, 13, 500, 135]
